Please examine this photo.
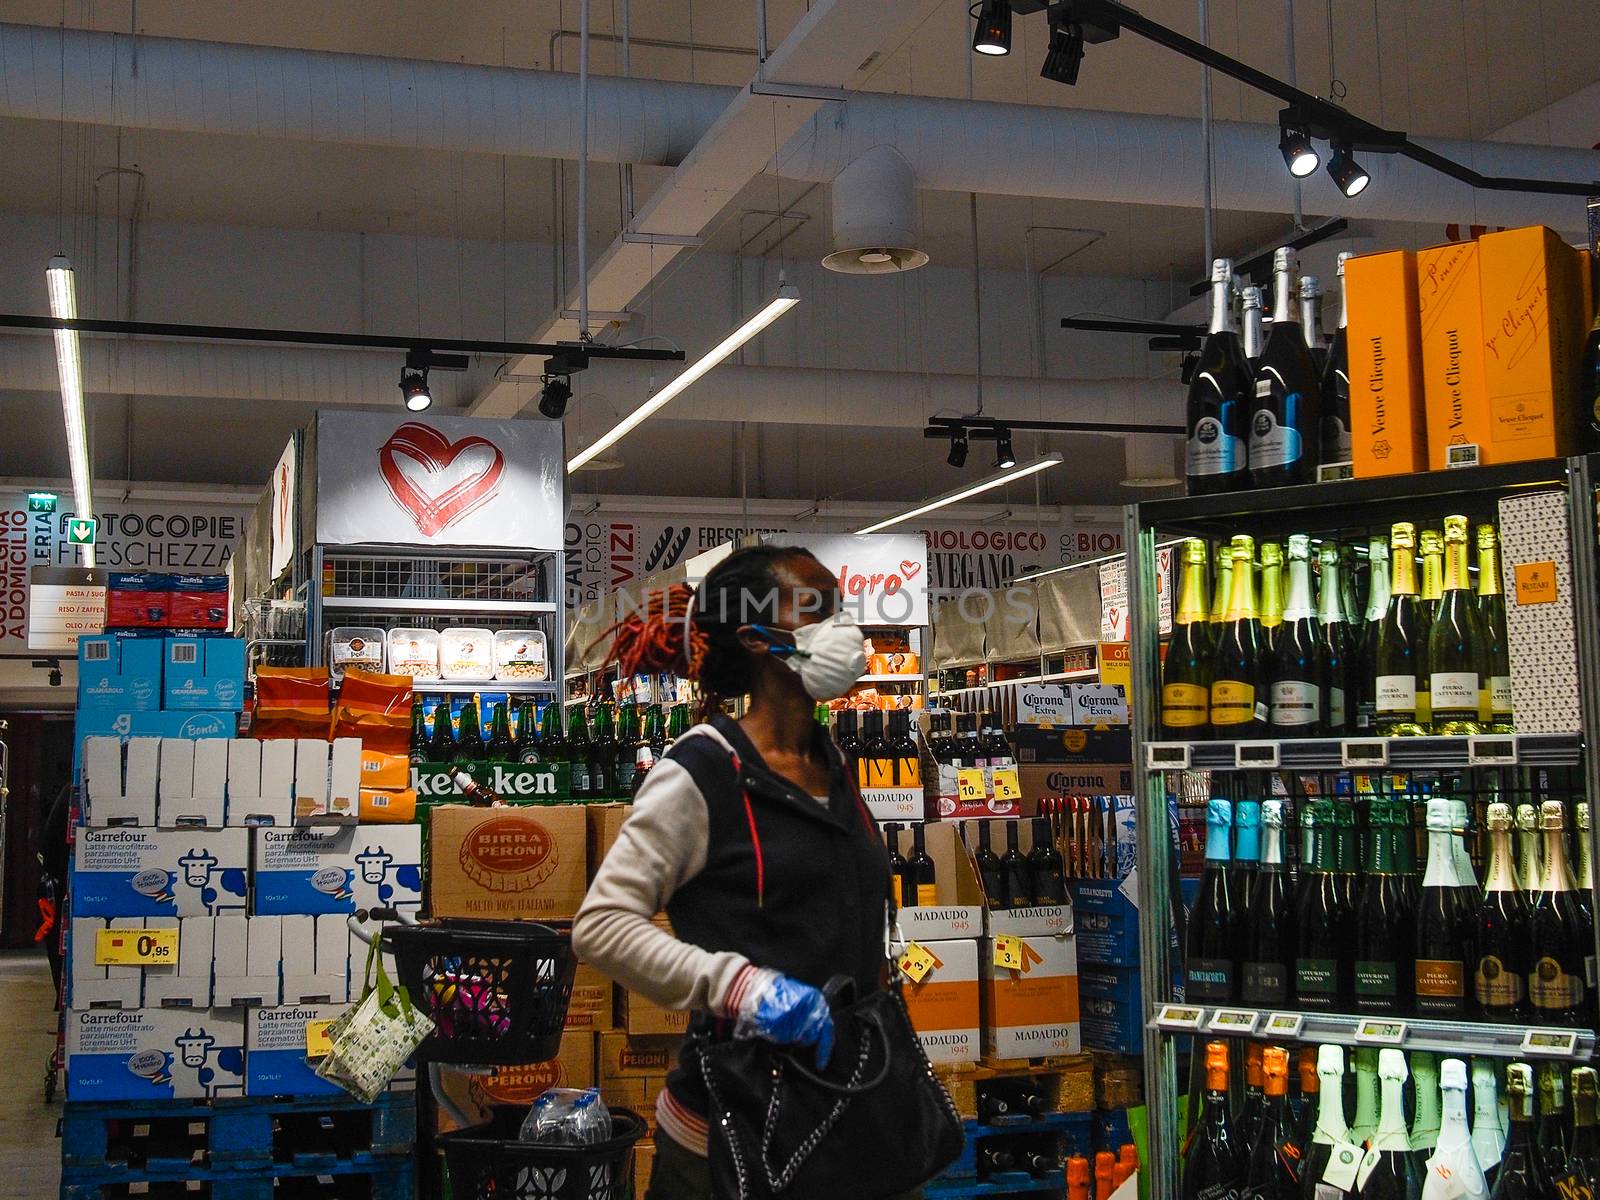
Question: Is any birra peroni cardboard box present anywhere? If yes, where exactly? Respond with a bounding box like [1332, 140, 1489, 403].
[1346, 249, 1428, 477]
[427, 804, 588, 920]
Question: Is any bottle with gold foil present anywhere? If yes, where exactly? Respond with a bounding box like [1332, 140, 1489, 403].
[1473, 802, 1531, 1021]
[1259, 541, 1285, 653]
[1210, 536, 1267, 734]
[1210, 541, 1234, 629]
[1427, 516, 1488, 735]
[1476, 523, 1514, 732]
[1416, 529, 1444, 731]
[1528, 800, 1590, 1026]
[1374, 523, 1428, 737]
[1162, 538, 1214, 737]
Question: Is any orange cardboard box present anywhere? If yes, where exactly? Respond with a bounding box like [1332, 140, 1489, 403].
[565, 963, 617, 1031]
[434, 1029, 596, 1130]
[1417, 241, 1492, 468]
[1346, 249, 1429, 476]
[981, 934, 1081, 1060]
[586, 803, 631, 884]
[428, 804, 587, 920]
[1476, 225, 1585, 462]
[616, 985, 693, 1036]
[899, 937, 981, 1065]
[598, 1031, 683, 1128]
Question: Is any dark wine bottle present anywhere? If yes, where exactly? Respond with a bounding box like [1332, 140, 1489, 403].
[1300, 273, 1329, 377]
[1183, 1041, 1245, 1200]
[1374, 523, 1428, 737]
[1474, 802, 1531, 1021]
[1243, 1046, 1301, 1200]
[1356, 535, 1392, 734]
[1292, 1050, 1320, 1165]
[1186, 257, 1253, 495]
[1570, 1068, 1600, 1193]
[1360, 1049, 1424, 1200]
[1211, 536, 1268, 736]
[1414, 798, 1472, 1018]
[862, 709, 893, 789]
[1476, 524, 1514, 733]
[1000, 820, 1032, 910]
[1318, 542, 1355, 736]
[1320, 252, 1354, 466]
[975, 820, 1005, 907]
[1354, 800, 1414, 1015]
[1239, 1041, 1267, 1149]
[1528, 801, 1589, 1026]
[1427, 515, 1488, 735]
[1491, 1064, 1551, 1200]
[1249, 247, 1323, 487]
[1028, 817, 1066, 905]
[1271, 533, 1328, 736]
[1163, 537, 1215, 737]
[1242, 799, 1295, 1006]
[1187, 799, 1239, 1004]
[1416, 530, 1443, 734]
[1536, 1065, 1571, 1189]
[885, 824, 911, 905]
[908, 823, 938, 907]
[1232, 799, 1262, 908]
[1294, 799, 1349, 1010]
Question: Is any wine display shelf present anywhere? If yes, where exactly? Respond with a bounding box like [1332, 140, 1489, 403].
[1142, 731, 1582, 771]
[1148, 1005, 1595, 1061]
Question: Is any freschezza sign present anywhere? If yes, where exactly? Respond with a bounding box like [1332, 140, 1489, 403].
[565, 509, 1125, 607]
[0, 492, 250, 652]
[314, 412, 563, 551]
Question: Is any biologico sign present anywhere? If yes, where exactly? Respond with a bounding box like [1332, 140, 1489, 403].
[411, 763, 568, 801]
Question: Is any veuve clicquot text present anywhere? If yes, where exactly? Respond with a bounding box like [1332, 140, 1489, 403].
[1427, 515, 1488, 735]
[1186, 257, 1252, 495]
[1163, 537, 1214, 737]
[1375, 523, 1428, 737]
[1211, 536, 1267, 734]
[1249, 247, 1323, 487]
[1270, 533, 1328, 735]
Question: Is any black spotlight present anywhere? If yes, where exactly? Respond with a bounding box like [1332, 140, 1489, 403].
[398, 365, 432, 412]
[1326, 142, 1371, 197]
[995, 429, 1017, 469]
[948, 433, 970, 468]
[1040, 9, 1086, 85]
[537, 375, 573, 420]
[1278, 119, 1319, 178]
[971, 0, 1011, 56]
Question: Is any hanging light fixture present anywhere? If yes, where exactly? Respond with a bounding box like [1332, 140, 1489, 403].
[947, 432, 970, 468]
[994, 428, 1017, 469]
[1039, 6, 1086, 84]
[1278, 117, 1320, 178]
[46, 255, 94, 566]
[971, 0, 1012, 55]
[1326, 142, 1371, 197]
[856, 453, 1063, 534]
[398, 359, 432, 412]
[538, 375, 574, 419]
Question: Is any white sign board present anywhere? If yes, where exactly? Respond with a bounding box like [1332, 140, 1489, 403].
[1099, 548, 1174, 641]
[1017, 683, 1074, 726]
[314, 412, 564, 551]
[775, 533, 929, 627]
[28, 566, 107, 652]
[268, 436, 297, 581]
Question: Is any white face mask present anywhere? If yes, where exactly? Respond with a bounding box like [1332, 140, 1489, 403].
[757, 611, 867, 701]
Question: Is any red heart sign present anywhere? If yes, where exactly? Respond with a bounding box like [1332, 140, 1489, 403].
[899, 559, 923, 580]
[378, 422, 507, 537]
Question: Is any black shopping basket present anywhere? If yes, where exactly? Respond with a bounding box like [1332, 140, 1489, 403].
[441, 1106, 648, 1200]
[386, 919, 576, 1065]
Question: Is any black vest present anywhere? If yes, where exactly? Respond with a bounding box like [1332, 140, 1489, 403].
[662, 714, 892, 1116]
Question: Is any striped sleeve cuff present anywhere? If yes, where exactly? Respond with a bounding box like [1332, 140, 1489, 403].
[714, 963, 776, 1020]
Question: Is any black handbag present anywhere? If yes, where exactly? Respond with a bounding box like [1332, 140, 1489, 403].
[698, 975, 965, 1200]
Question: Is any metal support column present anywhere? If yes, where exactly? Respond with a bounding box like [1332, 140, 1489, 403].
[1562, 454, 1600, 995]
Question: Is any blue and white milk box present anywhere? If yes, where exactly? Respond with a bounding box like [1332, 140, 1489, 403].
[251, 825, 423, 915]
[67, 1006, 246, 1100]
[245, 1004, 346, 1097]
[73, 828, 250, 918]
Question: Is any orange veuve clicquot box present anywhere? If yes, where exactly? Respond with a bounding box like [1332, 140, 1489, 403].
[1476, 225, 1586, 463]
[1417, 241, 1492, 469]
[1346, 249, 1428, 477]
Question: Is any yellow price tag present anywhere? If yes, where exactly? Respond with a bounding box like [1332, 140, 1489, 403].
[957, 768, 986, 802]
[992, 768, 1021, 803]
[993, 933, 1025, 971]
[95, 926, 179, 967]
[306, 1019, 336, 1059]
[896, 941, 940, 984]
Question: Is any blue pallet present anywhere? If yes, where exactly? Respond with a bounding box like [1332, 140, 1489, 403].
[60, 1093, 414, 1176]
[942, 1112, 1092, 1181]
[60, 1160, 412, 1200]
[927, 1170, 1066, 1198]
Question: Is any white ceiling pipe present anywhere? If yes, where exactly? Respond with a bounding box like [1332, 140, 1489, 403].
[823, 144, 929, 274]
[2, 21, 1594, 231]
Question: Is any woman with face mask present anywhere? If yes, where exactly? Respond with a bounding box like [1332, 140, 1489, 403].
[574, 545, 922, 1200]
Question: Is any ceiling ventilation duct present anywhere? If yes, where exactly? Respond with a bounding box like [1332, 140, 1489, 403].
[1121, 436, 1183, 488]
[821, 145, 929, 275]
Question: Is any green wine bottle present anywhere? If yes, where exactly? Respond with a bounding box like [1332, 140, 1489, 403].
[1374, 523, 1427, 737]
[1427, 515, 1488, 735]
[1476, 523, 1514, 733]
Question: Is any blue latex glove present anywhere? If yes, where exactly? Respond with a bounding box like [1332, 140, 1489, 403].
[735, 971, 836, 1068]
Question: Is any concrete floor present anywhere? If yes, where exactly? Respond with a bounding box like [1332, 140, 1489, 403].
[0, 951, 62, 1200]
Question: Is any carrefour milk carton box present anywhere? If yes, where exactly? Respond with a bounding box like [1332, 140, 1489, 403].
[67, 1007, 246, 1100]
[73, 829, 249, 918]
[252, 826, 422, 915]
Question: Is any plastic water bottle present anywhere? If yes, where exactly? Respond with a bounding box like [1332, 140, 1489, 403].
[519, 1088, 613, 1145]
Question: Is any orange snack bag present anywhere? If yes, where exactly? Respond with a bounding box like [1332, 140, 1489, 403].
[252, 667, 332, 740]
[331, 669, 414, 754]
[359, 788, 418, 823]
[360, 747, 412, 790]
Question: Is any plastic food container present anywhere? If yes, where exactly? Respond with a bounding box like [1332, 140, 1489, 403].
[326, 627, 386, 681]
[387, 628, 441, 680]
[440, 627, 495, 681]
[494, 630, 549, 681]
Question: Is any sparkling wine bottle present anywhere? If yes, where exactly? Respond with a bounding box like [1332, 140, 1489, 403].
[1357, 536, 1393, 734]
[1488, 1064, 1549, 1200]
[1243, 286, 1266, 363]
[1528, 801, 1589, 1026]
[1350, 1047, 1380, 1149]
[1375, 524, 1428, 737]
[1300, 274, 1329, 376]
[1188, 799, 1240, 1004]
[1569, 1067, 1600, 1192]
[1185, 1041, 1246, 1200]
[1535, 1065, 1571, 1188]
[1415, 799, 1473, 1017]
[1164, 538, 1215, 737]
[1473, 802, 1532, 1022]
[1354, 799, 1413, 1015]
[1321, 252, 1355, 466]
[1295, 799, 1351, 1010]
[1319, 542, 1356, 737]
[1357, 1049, 1424, 1200]
[1470, 1060, 1506, 1183]
[1475, 524, 1514, 733]
[1261, 542, 1286, 654]
[1300, 1045, 1355, 1200]
[1240, 1042, 1267, 1148]
[1271, 534, 1329, 736]
[1212, 537, 1268, 736]
[1427, 516, 1488, 735]
[1243, 799, 1296, 1007]
[1250, 248, 1323, 487]
[1234, 799, 1263, 911]
[1422, 1059, 1489, 1200]
[1411, 1053, 1443, 1164]
[1187, 258, 1253, 495]
[1244, 1046, 1303, 1200]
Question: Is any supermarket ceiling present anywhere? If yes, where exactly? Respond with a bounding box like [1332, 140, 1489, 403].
[0, 0, 1595, 507]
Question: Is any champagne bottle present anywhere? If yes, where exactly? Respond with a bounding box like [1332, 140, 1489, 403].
[1422, 1059, 1489, 1200]
[1474, 802, 1532, 1021]
[1420, 530, 1445, 627]
[1243, 799, 1296, 1006]
[1350, 1046, 1381, 1148]
[1300, 274, 1329, 376]
[1233, 799, 1262, 905]
[1375, 524, 1428, 737]
[1295, 799, 1349, 1010]
[1570, 1068, 1600, 1191]
[1412, 1053, 1443, 1161]
[1261, 541, 1286, 652]
[1415, 798, 1472, 1017]
[1470, 1060, 1506, 1182]
[1294, 1050, 1321, 1162]
[1358, 536, 1393, 733]
[1187, 258, 1254, 495]
[1212, 541, 1235, 630]
[1184, 1041, 1246, 1200]
[1332, 800, 1361, 939]
[1489, 1064, 1549, 1200]
[1535, 1065, 1571, 1188]
[1250, 247, 1323, 487]
[1355, 800, 1413, 1014]
[1319, 542, 1355, 736]
[1321, 252, 1355, 466]
[1243, 285, 1266, 363]
[1212, 537, 1268, 735]
[1577, 803, 1598, 1026]
[1244, 1046, 1302, 1200]
[1301, 1045, 1354, 1200]
[1528, 801, 1589, 1026]
[1451, 799, 1482, 915]
[1240, 1042, 1267, 1147]
[1427, 516, 1488, 735]
[1475, 525, 1514, 733]
[1514, 805, 1542, 895]
[1188, 798, 1239, 1003]
[1164, 538, 1215, 737]
[1271, 534, 1328, 736]
[1359, 1048, 1424, 1200]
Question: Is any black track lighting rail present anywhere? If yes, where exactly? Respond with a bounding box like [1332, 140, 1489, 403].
[1049, 0, 1600, 197]
[925, 414, 1185, 440]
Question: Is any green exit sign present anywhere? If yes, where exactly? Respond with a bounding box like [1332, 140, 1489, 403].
[66, 517, 97, 545]
[27, 492, 57, 513]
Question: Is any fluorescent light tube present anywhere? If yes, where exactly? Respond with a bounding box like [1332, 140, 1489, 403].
[567, 285, 800, 472]
[854, 454, 1064, 535]
[47, 255, 94, 567]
